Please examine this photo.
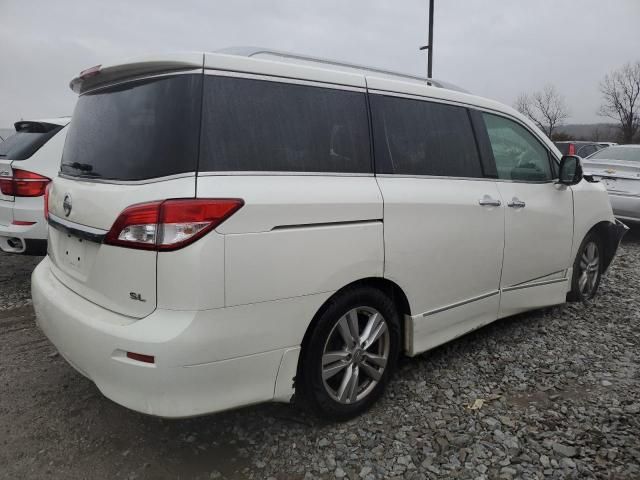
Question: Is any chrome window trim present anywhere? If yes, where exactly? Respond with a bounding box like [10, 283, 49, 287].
[48, 213, 108, 243]
[204, 69, 367, 93]
[422, 291, 500, 317]
[197, 171, 374, 178]
[80, 69, 204, 96]
[57, 172, 196, 185]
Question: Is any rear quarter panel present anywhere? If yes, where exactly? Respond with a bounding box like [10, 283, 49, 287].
[197, 175, 384, 307]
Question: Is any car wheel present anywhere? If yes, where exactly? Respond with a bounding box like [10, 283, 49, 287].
[299, 286, 401, 420]
[568, 232, 603, 302]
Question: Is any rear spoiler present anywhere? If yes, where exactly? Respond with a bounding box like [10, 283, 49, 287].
[70, 53, 205, 94]
[14, 121, 62, 133]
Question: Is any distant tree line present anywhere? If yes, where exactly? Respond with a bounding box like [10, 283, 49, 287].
[515, 61, 640, 144]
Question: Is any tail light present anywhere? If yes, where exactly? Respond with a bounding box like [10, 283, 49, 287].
[44, 183, 51, 220]
[104, 199, 244, 251]
[568, 144, 576, 155]
[0, 169, 51, 197]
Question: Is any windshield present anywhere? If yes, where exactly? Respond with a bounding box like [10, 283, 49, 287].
[588, 146, 640, 162]
[0, 123, 63, 160]
[61, 74, 202, 181]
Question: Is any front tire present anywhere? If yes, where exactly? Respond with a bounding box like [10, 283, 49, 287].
[299, 286, 401, 420]
[568, 232, 603, 302]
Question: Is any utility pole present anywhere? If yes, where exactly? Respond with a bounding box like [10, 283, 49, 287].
[419, 0, 435, 79]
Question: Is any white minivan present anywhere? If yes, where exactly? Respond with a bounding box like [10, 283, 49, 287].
[0, 118, 69, 254]
[32, 49, 627, 420]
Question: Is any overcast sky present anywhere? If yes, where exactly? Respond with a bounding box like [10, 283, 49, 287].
[1, 0, 638, 128]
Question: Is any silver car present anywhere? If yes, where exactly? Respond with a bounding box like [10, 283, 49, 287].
[583, 145, 640, 224]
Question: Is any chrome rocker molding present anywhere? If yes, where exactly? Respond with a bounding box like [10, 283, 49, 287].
[501, 277, 568, 293]
[422, 291, 499, 317]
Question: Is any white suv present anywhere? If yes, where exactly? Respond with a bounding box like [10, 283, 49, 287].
[32, 50, 627, 420]
[0, 118, 69, 254]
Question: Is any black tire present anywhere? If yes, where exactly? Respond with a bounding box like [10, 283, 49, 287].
[568, 231, 603, 302]
[298, 286, 401, 421]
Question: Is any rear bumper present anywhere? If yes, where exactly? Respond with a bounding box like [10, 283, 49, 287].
[32, 257, 299, 418]
[609, 193, 640, 223]
[0, 197, 47, 253]
[603, 219, 629, 272]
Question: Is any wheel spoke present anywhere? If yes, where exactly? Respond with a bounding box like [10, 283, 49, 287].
[348, 366, 359, 402]
[363, 351, 387, 368]
[586, 243, 596, 261]
[336, 364, 357, 402]
[581, 253, 590, 268]
[323, 358, 350, 380]
[337, 317, 356, 349]
[346, 310, 361, 347]
[323, 350, 349, 366]
[359, 313, 381, 346]
[362, 320, 387, 350]
[578, 272, 589, 292]
[360, 361, 382, 381]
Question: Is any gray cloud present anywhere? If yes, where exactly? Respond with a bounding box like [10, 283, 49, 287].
[1, 0, 638, 127]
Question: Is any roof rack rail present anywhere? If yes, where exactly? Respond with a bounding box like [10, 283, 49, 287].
[216, 46, 469, 94]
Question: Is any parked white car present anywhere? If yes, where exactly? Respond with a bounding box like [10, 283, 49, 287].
[32, 50, 627, 420]
[0, 118, 69, 254]
[583, 144, 640, 224]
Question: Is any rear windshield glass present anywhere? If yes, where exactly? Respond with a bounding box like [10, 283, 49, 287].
[588, 146, 640, 162]
[553, 143, 570, 155]
[0, 123, 63, 160]
[61, 74, 202, 181]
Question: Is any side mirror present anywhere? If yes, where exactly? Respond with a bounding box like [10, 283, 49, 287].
[557, 155, 583, 185]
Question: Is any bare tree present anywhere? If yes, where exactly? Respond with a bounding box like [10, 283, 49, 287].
[514, 85, 569, 138]
[598, 61, 640, 144]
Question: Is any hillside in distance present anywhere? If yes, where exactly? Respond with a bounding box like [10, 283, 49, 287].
[554, 123, 620, 142]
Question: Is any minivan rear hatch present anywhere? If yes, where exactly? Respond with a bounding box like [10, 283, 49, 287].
[48, 67, 203, 318]
[0, 121, 63, 203]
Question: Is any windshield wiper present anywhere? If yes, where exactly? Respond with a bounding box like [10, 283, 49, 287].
[63, 161, 94, 172]
[62, 162, 102, 178]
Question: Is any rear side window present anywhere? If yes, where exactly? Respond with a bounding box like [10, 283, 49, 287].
[370, 95, 483, 177]
[200, 76, 371, 173]
[61, 74, 202, 181]
[0, 122, 63, 161]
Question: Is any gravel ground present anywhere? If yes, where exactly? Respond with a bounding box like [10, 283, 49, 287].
[1, 230, 639, 480]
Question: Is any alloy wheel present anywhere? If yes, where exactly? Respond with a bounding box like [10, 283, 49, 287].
[578, 241, 600, 298]
[321, 307, 390, 404]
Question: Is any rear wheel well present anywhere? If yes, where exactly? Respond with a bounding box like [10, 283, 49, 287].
[297, 278, 411, 380]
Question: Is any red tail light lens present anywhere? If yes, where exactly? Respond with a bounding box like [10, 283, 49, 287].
[104, 199, 244, 251]
[0, 169, 50, 197]
[44, 183, 51, 220]
[568, 144, 575, 155]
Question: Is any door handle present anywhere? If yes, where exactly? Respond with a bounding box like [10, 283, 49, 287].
[507, 197, 526, 208]
[478, 195, 502, 207]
